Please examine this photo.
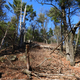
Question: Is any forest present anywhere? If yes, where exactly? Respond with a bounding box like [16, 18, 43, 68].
[0, 0, 80, 80]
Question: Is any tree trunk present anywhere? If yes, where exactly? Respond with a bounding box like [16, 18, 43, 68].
[69, 33, 75, 66]
[19, 30, 24, 47]
[57, 36, 59, 46]
[20, 0, 22, 32]
[65, 35, 70, 61]
[32, 26, 35, 41]
[61, 2, 70, 61]
[12, 32, 16, 53]
[61, 20, 63, 51]
[16, 18, 19, 37]
[74, 28, 80, 55]
[0, 28, 8, 50]
[51, 39, 52, 44]
[45, 39, 48, 44]
[25, 45, 30, 70]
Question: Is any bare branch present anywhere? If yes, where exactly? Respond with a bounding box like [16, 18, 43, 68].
[36, 57, 52, 67]
[36, 0, 61, 13]
[4, 55, 14, 66]
[67, 8, 80, 15]
[75, 21, 80, 27]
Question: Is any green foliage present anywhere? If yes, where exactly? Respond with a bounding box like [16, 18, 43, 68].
[25, 26, 55, 43]
[26, 5, 36, 21]
[34, 29, 43, 42]
[37, 13, 46, 25]
[5, 0, 22, 17]
[0, 21, 7, 48]
[5, 0, 36, 38]
[40, 0, 73, 8]
[25, 26, 43, 42]
[0, 21, 7, 41]
[46, 28, 54, 43]
[5, 0, 36, 21]
[54, 26, 60, 34]
[48, 7, 61, 23]
[26, 26, 33, 40]
[48, 28, 53, 37]
[40, 28, 46, 36]
[30, 11, 36, 20]
[0, 19, 17, 48]
[0, 0, 6, 21]
[8, 16, 17, 34]
[76, 0, 80, 7]
[1, 16, 17, 47]
[58, 0, 73, 8]
[36, 12, 50, 43]
[54, 26, 61, 39]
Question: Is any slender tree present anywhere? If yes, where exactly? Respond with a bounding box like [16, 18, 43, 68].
[54, 26, 61, 45]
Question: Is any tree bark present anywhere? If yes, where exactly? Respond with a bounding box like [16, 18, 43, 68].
[65, 35, 70, 61]
[12, 32, 16, 53]
[69, 33, 75, 66]
[61, 20, 63, 51]
[61, 2, 70, 61]
[0, 27, 8, 50]
[25, 45, 30, 70]
[57, 36, 59, 46]
[74, 28, 80, 55]
[16, 17, 19, 37]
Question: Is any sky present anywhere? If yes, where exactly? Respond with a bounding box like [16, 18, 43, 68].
[6, 0, 80, 31]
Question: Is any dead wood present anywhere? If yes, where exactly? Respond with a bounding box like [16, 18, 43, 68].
[32, 43, 54, 50]
[25, 45, 30, 70]
[40, 45, 54, 49]
[35, 55, 63, 68]
[21, 69, 73, 79]
[21, 69, 42, 80]
[36, 57, 51, 67]
[33, 72, 74, 78]
[4, 55, 14, 66]
[36, 57, 52, 67]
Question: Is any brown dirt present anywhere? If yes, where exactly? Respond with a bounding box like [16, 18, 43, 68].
[0, 42, 80, 80]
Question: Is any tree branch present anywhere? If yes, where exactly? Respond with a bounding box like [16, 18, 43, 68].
[36, 0, 61, 13]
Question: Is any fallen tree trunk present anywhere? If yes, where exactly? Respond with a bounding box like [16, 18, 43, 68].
[32, 43, 60, 50]
[40, 45, 54, 49]
[22, 69, 74, 78]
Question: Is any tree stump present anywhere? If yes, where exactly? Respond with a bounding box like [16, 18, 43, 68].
[25, 44, 30, 70]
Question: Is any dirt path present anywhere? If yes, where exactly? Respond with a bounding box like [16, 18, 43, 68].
[0, 43, 80, 80]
